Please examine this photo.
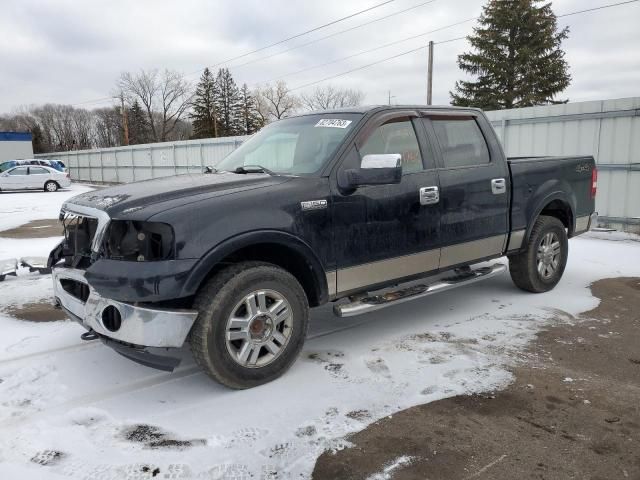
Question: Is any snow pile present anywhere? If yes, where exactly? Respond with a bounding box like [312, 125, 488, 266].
[0, 190, 639, 479]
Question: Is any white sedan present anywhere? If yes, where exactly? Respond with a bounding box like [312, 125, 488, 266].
[0, 165, 71, 192]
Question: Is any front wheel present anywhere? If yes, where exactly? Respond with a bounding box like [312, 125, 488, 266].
[44, 181, 58, 192]
[190, 261, 309, 389]
[508, 215, 568, 293]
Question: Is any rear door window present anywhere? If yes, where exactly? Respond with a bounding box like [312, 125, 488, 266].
[30, 167, 49, 174]
[429, 117, 490, 168]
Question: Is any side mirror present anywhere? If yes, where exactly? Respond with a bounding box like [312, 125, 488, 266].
[345, 154, 402, 188]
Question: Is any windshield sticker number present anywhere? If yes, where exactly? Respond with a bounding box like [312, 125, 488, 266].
[315, 119, 352, 129]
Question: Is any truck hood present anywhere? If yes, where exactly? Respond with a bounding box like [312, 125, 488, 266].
[65, 172, 286, 218]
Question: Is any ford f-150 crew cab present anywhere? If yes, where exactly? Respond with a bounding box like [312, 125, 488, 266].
[49, 105, 597, 389]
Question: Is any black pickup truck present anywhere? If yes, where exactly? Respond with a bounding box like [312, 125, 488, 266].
[50, 106, 597, 388]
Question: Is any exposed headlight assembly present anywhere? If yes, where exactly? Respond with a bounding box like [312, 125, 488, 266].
[105, 221, 175, 261]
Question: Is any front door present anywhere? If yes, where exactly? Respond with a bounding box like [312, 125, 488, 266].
[1, 166, 30, 190]
[331, 112, 441, 296]
[420, 113, 510, 269]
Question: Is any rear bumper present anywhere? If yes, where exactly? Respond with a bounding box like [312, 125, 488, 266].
[52, 266, 198, 349]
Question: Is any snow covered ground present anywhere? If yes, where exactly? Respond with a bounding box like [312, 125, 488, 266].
[0, 187, 638, 479]
[0, 184, 94, 233]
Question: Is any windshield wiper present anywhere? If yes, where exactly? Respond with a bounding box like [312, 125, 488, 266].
[233, 165, 276, 175]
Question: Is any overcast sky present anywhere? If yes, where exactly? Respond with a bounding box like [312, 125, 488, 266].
[1, 0, 639, 113]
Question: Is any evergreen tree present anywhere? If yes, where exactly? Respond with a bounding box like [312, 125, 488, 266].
[190, 67, 218, 138]
[451, 0, 571, 110]
[239, 84, 264, 135]
[128, 100, 151, 144]
[213, 68, 242, 136]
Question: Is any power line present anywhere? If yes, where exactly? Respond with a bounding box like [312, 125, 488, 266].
[290, 45, 426, 92]
[185, 0, 396, 76]
[434, 36, 467, 45]
[557, 0, 638, 17]
[70, 0, 639, 107]
[425, 0, 640, 48]
[72, 0, 434, 106]
[73, 96, 115, 107]
[261, 17, 476, 84]
[225, 0, 439, 73]
[290, 0, 640, 92]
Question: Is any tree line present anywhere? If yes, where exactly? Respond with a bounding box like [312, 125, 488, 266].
[0, 67, 364, 154]
[1, 0, 574, 154]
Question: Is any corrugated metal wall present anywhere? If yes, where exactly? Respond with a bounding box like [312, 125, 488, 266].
[36, 136, 247, 184]
[486, 97, 640, 233]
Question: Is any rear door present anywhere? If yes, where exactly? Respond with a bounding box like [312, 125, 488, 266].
[28, 166, 51, 188]
[331, 111, 441, 295]
[420, 112, 509, 269]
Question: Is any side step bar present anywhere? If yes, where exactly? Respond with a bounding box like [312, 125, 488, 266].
[333, 263, 507, 317]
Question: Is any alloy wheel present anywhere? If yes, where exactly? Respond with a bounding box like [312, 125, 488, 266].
[536, 232, 561, 280]
[225, 289, 293, 368]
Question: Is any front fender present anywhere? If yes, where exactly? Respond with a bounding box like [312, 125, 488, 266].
[181, 230, 329, 303]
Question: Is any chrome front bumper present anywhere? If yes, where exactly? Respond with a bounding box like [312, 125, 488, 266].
[52, 266, 198, 348]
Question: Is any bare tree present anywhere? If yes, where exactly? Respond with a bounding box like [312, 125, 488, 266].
[94, 107, 123, 148]
[72, 108, 94, 150]
[254, 81, 299, 122]
[300, 85, 365, 111]
[118, 69, 192, 142]
[31, 104, 77, 150]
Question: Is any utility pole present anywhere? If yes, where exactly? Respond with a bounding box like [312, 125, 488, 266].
[388, 90, 396, 105]
[120, 94, 130, 146]
[427, 40, 434, 105]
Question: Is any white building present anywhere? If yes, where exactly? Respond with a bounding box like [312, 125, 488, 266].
[0, 132, 33, 162]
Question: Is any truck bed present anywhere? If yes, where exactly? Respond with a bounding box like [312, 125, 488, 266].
[507, 155, 596, 237]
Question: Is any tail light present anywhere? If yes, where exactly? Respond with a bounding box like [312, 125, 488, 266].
[591, 168, 597, 199]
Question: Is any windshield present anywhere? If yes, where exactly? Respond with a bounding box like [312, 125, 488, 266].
[216, 113, 362, 175]
[0, 161, 17, 173]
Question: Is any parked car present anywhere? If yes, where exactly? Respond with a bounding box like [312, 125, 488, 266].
[49, 105, 597, 389]
[0, 159, 66, 173]
[0, 165, 71, 192]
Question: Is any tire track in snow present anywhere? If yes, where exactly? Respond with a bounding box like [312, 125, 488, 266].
[0, 316, 375, 429]
[0, 365, 202, 429]
[0, 340, 98, 366]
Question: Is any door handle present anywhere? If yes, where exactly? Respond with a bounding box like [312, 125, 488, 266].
[491, 178, 506, 194]
[419, 186, 439, 205]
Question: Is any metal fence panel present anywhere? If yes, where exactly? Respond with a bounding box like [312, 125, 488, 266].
[35, 136, 249, 185]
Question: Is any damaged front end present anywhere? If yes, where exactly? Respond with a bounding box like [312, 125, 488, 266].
[50, 203, 197, 371]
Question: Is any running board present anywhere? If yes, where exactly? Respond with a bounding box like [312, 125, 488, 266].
[333, 263, 507, 317]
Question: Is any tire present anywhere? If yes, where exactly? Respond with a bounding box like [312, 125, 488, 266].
[190, 261, 309, 389]
[44, 181, 58, 192]
[508, 215, 568, 293]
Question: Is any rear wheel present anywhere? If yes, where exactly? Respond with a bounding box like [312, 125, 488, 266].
[190, 261, 309, 389]
[508, 215, 568, 293]
[44, 181, 58, 192]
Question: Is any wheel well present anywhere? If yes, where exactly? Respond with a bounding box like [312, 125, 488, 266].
[539, 200, 573, 235]
[204, 243, 323, 307]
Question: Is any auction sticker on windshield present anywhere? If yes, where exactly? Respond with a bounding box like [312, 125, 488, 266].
[315, 119, 352, 128]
